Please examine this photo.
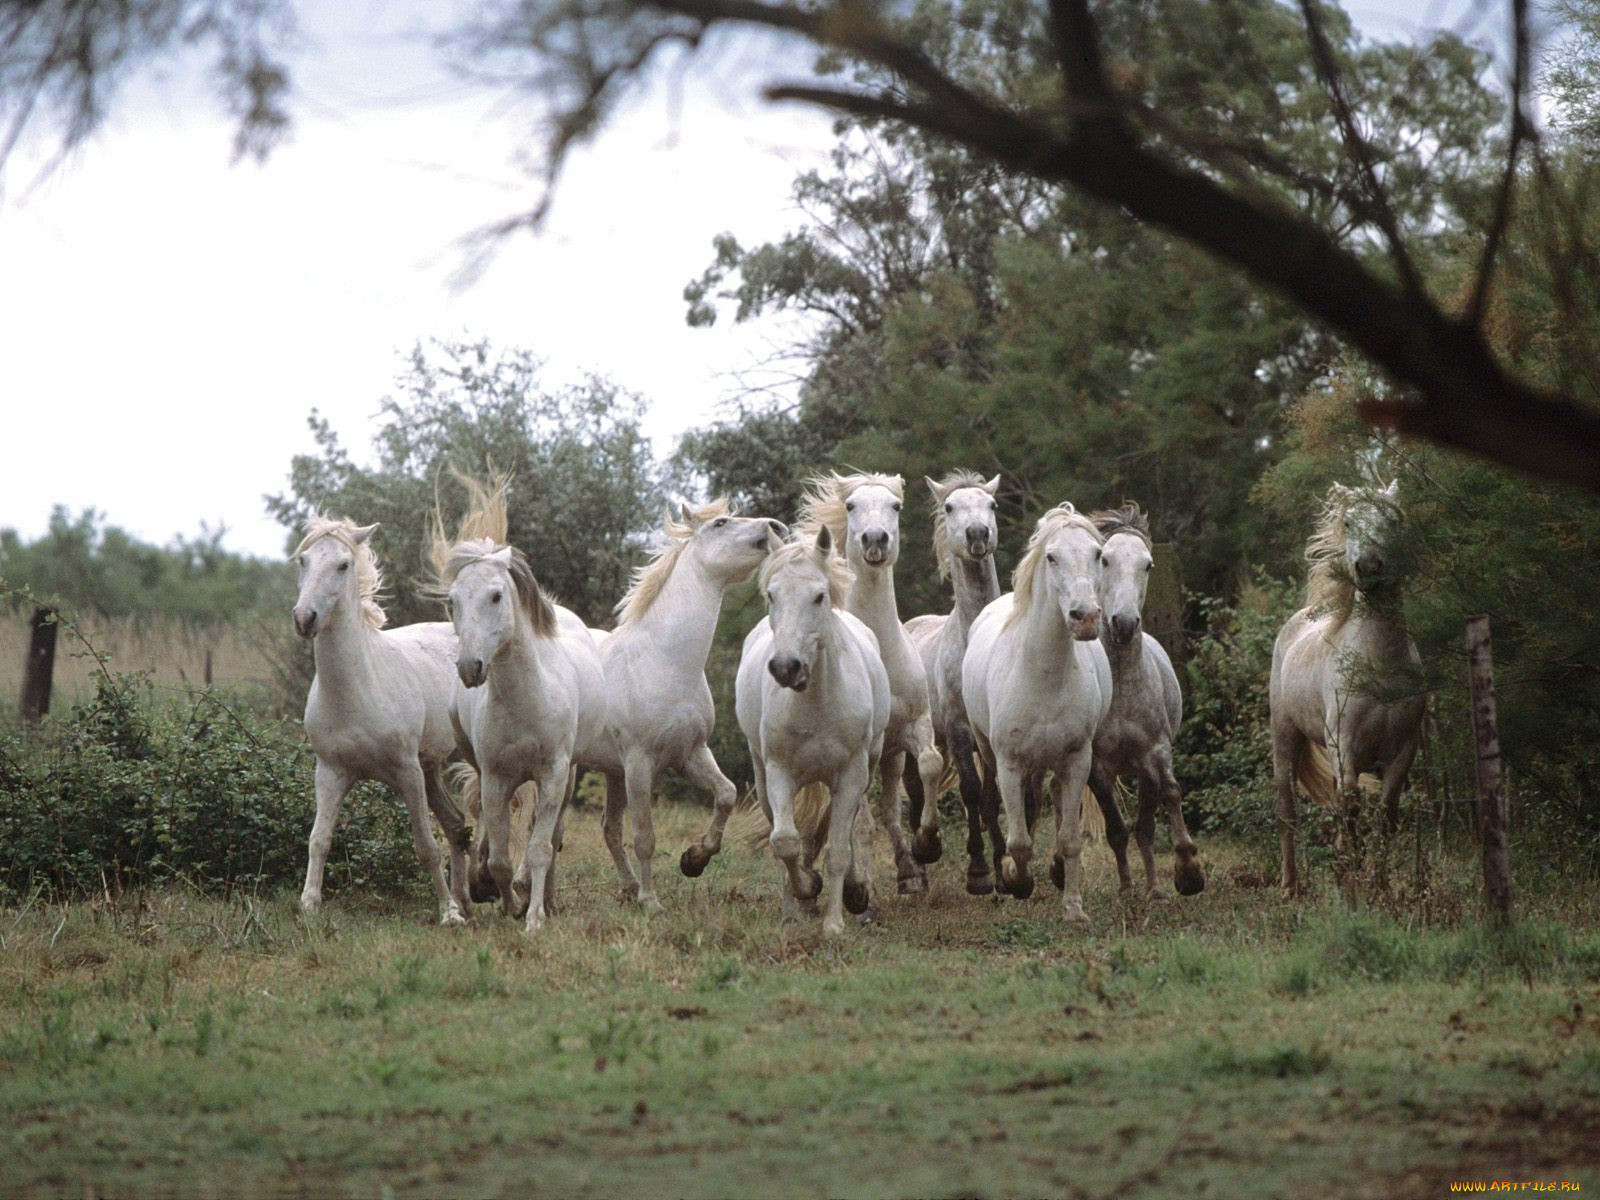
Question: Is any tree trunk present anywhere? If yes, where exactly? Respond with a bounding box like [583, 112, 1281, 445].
[1466, 614, 1513, 924]
[19, 606, 58, 727]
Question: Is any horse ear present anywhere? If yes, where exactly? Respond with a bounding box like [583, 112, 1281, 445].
[488, 546, 514, 565]
[925, 475, 948, 501]
[814, 523, 833, 556]
[983, 474, 1001, 496]
[351, 523, 379, 544]
[681, 502, 699, 529]
[1328, 483, 1352, 506]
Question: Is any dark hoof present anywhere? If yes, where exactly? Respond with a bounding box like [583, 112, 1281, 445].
[1175, 860, 1206, 896]
[913, 827, 943, 865]
[1010, 873, 1035, 901]
[858, 905, 883, 926]
[843, 878, 871, 915]
[966, 872, 995, 897]
[511, 881, 531, 919]
[680, 844, 713, 878]
[1050, 854, 1065, 892]
[794, 866, 823, 902]
[469, 873, 499, 904]
[896, 872, 926, 896]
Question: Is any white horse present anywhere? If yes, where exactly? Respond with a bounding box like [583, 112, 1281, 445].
[1085, 503, 1204, 898]
[591, 500, 788, 909]
[443, 538, 608, 933]
[903, 470, 1006, 894]
[737, 526, 890, 934]
[963, 504, 1113, 923]
[293, 517, 470, 925]
[799, 472, 944, 899]
[1271, 480, 1423, 898]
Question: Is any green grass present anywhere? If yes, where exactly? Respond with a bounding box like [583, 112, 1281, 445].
[1, 804, 1598, 1198]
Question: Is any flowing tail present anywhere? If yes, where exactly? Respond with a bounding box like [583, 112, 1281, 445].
[725, 782, 833, 851]
[1297, 743, 1338, 809]
[1080, 784, 1106, 842]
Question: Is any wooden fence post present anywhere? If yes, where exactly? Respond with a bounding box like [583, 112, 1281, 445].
[1147, 543, 1184, 667]
[19, 606, 58, 727]
[1466, 614, 1513, 924]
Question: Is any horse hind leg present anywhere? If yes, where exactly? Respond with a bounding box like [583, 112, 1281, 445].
[1272, 723, 1303, 901]
[397, 764, 466, 927]
[678, 744, 738, 878]
[601, 771, 641, 903]
[1083, 761, 1131, 895]
[301, 760, 356, 913]
[422, 759, 472, 915]
[1133, 776, 1164, 898]
[948, 722, 993, 895]
[1152, 754, 1204, 897]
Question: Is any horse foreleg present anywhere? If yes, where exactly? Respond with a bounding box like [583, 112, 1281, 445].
[601, 770, 640, 903]
[519, 757, 572, 934]
[877, 748, 921, 895]
[1051, 749, 1094, 925]
[766, 766, 819, 926]
[1086, 759, 1131, 894]
[1272, 725, 1302, 901]
[397, 763, 466, 927]
[422, 760, 471, 915]
[848, 789, 879, 923]
[980, 752, 1006, 891]
[478, 770, 520, 920]
[1133, 776, 1162, 898]
[678, 744, 739, 878]
[1152, 748, 1204, 897]
[823, 760, 871, 936]
[995, 758, 1034, 900]
[908, 714, 944, 869]
[300, 760, 356, 913]
[947, 721, 992, 895]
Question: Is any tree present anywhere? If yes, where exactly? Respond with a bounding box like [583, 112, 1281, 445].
[480, 0, 1600, 494]
[266, 339, 675, 628]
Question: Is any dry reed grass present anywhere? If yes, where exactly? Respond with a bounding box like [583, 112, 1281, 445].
[0, 610, 280, 708]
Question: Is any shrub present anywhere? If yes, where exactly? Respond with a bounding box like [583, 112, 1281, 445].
[0, 672, 421, 901]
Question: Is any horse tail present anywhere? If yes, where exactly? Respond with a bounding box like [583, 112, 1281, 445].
[1297, 743, 1338, 809]
[447, 760, 482, 821]
[792, 783, 833, 842]
[725, 790, 773, 851]
[1079, 785, 1106, 843]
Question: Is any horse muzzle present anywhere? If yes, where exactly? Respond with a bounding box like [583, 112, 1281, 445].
[1068, 604, 1101, 641]
[768, 655, 810, 692]
[293, 607, 319, 638]
[457, 658, 488, 688]
[860, 530, 891, 565]
[963, 529, 993, 559]
[1110, 613, 1141, 645]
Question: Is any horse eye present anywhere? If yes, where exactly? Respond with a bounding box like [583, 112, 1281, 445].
[944, 503, 953, 514]
[490, 592, 502, 604]
[1093, 548, 1102, 560]
[989, 500, 997, 510]
[1046, 554, 1056, 566]
[892, 502, 902, 512]
[337, 561, 350, 572]
[845, 502, 855, 513]
[713, 517, 729, 528]
[298, 555, 307, 567]
[813, 594, 826, 606]
[1145, 562, 1153, 572]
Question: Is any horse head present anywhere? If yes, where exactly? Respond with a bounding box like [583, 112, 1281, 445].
[292, 520, 379, 639]
[927, 472, 1000, 567]
[1335, 480, 1403, 596]
[842, 477, 904, 568]
[761, 525, 848, 692]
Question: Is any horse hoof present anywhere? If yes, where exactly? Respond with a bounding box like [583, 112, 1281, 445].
[1175, 861, 1206, 896]
[965, 873, 995, 897]
[1062, 906, 1090, 927]
[897, 873, 926, 896]
[822, 916, 846, 937]
[439, 909, 467, 928]
[1050, 855, 1065, 892]
[913, 827, 943, 865]
[843, 878, 871, 915]
[858, 905, 883, 927]
[469, 875, 499, 904]
[1010, 874, 1035, 901]
[795, 867, 823, 902]
[680, 845, 713, 878]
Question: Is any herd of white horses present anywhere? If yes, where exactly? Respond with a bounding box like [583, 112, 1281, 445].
[290, 469, 1421, 934]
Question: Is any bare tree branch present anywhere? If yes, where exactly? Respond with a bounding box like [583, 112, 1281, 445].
[1467, 0, 1533, 327]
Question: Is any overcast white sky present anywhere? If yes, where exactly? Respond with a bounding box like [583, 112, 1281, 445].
[0, 0, 1511, 559]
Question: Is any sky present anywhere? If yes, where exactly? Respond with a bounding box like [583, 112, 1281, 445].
[0, 0, 1516, 560]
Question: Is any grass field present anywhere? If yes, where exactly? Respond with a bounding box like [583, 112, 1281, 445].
[2, 802, 1597, 1199]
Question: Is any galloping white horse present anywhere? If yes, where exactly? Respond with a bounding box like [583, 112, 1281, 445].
[1271, 480, 1423, 898]
[737, 526, 890, 934]
[903, 471, 1006, 894]
[293, 518, 470, 925]
[593, 500, 787, 909]
[442, 538, 607, 933]
[1086, 503, 1204, 898]
[963, 504, 1112, 923]
[800, 472, 944, 897]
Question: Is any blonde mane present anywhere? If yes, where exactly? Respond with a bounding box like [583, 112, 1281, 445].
[930, 469, 990, 580]
[294, 516, 387, 629]
[1006, 504, 1103, 629]
[1304, 488, 1355, 630]
[437, 537, 557, 638]
[429, 470, 511, 578]
[758, 536, 855, 609]
[615, 498, 733, 624]
[800, 471, 906, 547]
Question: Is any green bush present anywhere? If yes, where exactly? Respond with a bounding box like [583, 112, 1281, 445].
[0, 673, 421, 901]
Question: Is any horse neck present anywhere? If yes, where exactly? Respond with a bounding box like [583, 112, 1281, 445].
[632, 552, 725, 672]
[846, 557, 902, 637]
[485, 613, 552, 711]
[311, 603, 381, 694]
[1101, 629, 1143, 677]
[1021, 583, 1078, 670]
[949, 554, 1000, 630]
[1344, 585, 1412, 660]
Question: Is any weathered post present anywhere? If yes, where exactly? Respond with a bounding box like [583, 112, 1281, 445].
[19, 606, 58, 726]
[1465, 614, 1513, 924]
[1147, 543, 1184, 666]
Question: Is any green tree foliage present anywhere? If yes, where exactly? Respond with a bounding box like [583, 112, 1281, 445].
[677, 0, 1501, 604]
[0, 509, 290, 625]
[267, 338, 675, 628]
